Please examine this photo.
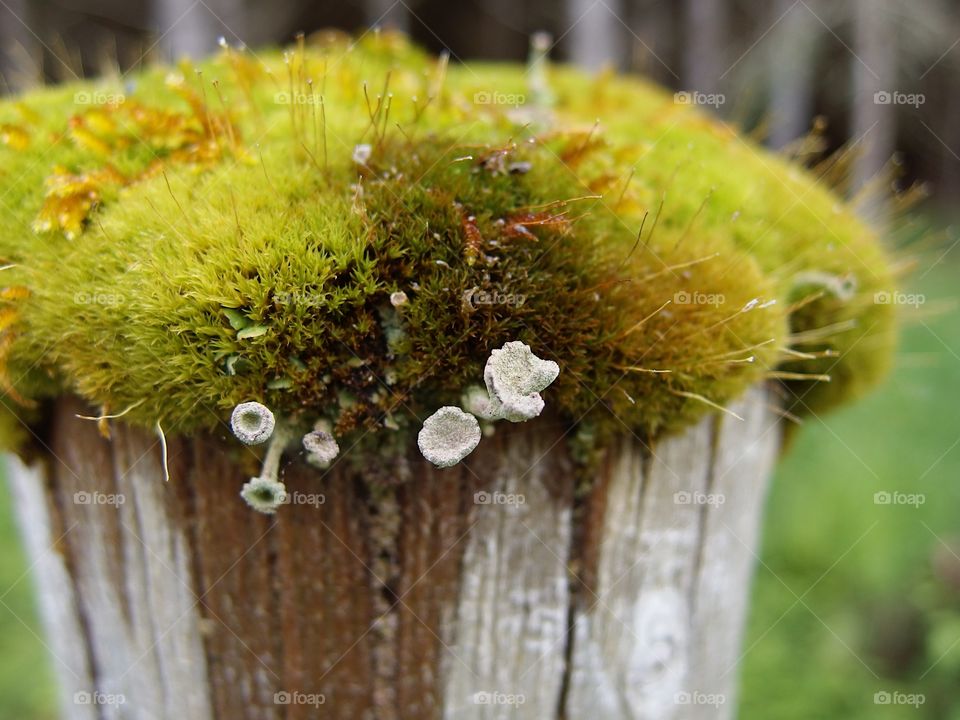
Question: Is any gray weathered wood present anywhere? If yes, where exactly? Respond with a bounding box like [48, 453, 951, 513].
[441, 425, 573, 717]
[7, 458, 97, 720]
[564, 386, 777, 719]
[8, 385, 778, 719]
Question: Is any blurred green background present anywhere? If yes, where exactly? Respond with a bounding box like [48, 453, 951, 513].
[740, 250, 960, 719]
[0, 250, 957, 719]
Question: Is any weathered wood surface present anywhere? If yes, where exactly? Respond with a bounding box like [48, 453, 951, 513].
[8, 385, 779, 719]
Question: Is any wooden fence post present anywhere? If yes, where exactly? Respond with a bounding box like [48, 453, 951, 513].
[8, 384, 778, 719]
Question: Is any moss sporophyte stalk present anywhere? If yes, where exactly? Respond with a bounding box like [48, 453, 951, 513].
[0, 32, 897, 482]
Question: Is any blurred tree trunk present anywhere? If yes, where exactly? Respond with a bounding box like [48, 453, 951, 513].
[153, 0, 247, 59]
[0, 0, 36, 92]
[566, 0, 626, 71]
[9, 387, 778, 719]
[683, 0, 726, 94]
[628, 0, 678, 85]
[364, 0, 410, 33]
[935, 66, 960, 213]
[768, 0, 818, 149]
[851, 0, 896, 217]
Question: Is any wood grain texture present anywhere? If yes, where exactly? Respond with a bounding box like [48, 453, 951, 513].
[565, 385, 778, 720]
[8, 386, 778, 719]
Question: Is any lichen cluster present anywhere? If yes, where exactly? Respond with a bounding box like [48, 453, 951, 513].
[0, 31, 897, 456]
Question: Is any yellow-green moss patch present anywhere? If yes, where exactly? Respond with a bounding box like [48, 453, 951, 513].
[0, 32, 897, 452]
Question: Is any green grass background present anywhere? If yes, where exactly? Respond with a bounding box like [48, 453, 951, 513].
[0, 257, 956, 719]
[740, 255, 960, 719]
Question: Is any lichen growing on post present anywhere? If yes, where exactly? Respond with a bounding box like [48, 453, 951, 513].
[240, 422, 292, 513]
[230, 401, 276, 445]
[302, 429, 340, 466]
[418, 406, 482, 468]
[482, 341, 559, 422]
[0, 31, 897, 460]
[240, 476, 287, 514]
[418, 341, 558, 466]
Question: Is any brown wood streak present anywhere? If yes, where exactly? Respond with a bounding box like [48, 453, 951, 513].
[41, 395, 529, 719]
[187, 430, 276, 720]
[575, 439, 617, 602]
[557, 435, 619, 720]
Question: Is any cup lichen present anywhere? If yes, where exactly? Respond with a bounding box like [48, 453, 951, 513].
[0, 31, 897, 459]
[240, 476, 287, 515]
[230, 401, 276, 445]
[240, 421, 293, 513]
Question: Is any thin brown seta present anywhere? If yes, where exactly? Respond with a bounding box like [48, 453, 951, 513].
[671, 389, 744, 421]
[673, 188, 714, 252]
[618, 299, 672, 338]
[768, 370, 832, 382]
[162, 171, 189, 222]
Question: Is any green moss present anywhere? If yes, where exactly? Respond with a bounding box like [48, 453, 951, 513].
[0, 32, 897, 453]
